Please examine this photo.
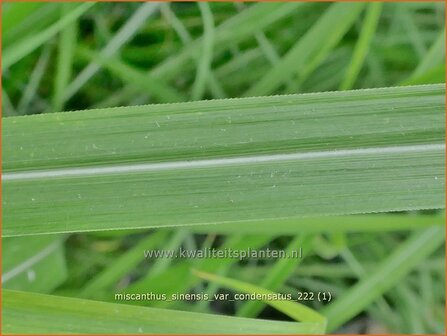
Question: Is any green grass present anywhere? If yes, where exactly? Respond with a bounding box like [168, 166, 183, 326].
[2, 2, 445, 335]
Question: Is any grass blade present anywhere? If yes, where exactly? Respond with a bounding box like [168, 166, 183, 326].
[152, 2, 304, 82]
[236, 234, 314, 318]
[63, 3, 160, 102]
[191, 3, 214, 101]
[193, 269, 326, 328]
[2, 85, 444, 236]
[401, 64, 445, 86]
[4, 84, 443, 171]
[402, 28, 446, 85]
[244, 2, 365, 97]
[160, 4, 191, 45]
[17, 46, 52, 114]
[322, 226, 445, 332]
[2, 290, 322, 334]
[2, 3, 94, 71]
[161, 4, 225, 100]
[77, 48, 186, 103]
[80, 231, 168, 298]
[52, 3, 78, 112]
[339, 3, 383, 90]
[125, 235, 271, 308]
[397, 6, 427, 59]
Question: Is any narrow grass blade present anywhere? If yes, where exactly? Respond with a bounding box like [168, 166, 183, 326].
[2, 290, 322, 334]
[215, 48, 262, 79]
[289, 258, 444, 278]
[152, 2, 304, 82]
[340, 3, 383, 90]
[234, 260, 445, 284]
[2, 2, 94, 71]
[402, 64, 445, 86]
[161, 4, 191, 44]
[402, 29, 446, 85]
[77, 47, 186, 103]
[63, 3, 160, 102]
[322, 226, 445, 332]
[244, 2, 365, 97]
[148, 229, 187, 278]
[193, 269, 326, 328]
[161, 4, 226, 99]
[126, 235, 271, 308]
[52, 3, 78, 112]
[17, 45, 52, 114]
[413, 28, 445, 77]
[340, 247, 398, 329]
[81, 231, 168, 298]
[191, 3, 214, 101]
[237, 234, 314, 318]
[397, 7, 427, 59]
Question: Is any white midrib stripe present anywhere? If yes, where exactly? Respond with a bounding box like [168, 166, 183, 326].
[2, 240, 61, 283]
[2, 143, 445, 182]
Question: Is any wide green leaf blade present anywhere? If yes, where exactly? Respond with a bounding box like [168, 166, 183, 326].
[2, 85, 445, 236]
[2, 290, 322, 334]
[4, 84, 443, 171]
